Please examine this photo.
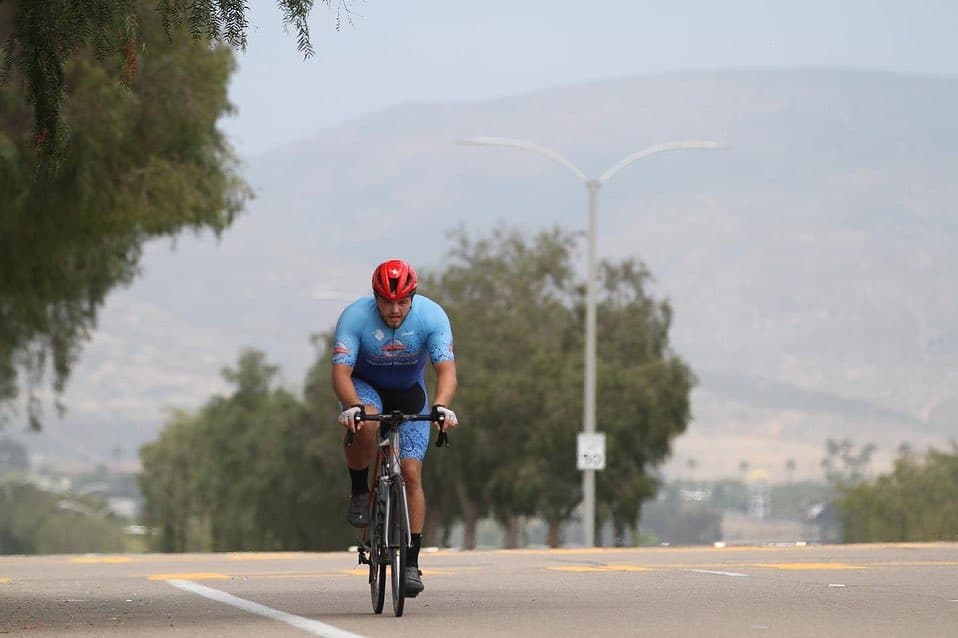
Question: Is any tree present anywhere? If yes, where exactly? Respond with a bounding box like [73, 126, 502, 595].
[1, 4, 251, 428]
[1, 1, 352, 154]
[0, 481, 127, 554]
[420, 225, 584, 548]
[422, 224, 693, 547]
[838, 442, 958, 542]
[594, 259, 694, 546]
[139, 349, 353, 551]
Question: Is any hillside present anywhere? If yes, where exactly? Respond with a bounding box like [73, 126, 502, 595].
[14, 68, 958, 481]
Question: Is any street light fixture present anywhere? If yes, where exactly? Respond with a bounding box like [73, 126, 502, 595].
[458, 136, 721, 547]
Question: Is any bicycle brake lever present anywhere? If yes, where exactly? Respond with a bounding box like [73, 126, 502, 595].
[344, 407, 366, 447]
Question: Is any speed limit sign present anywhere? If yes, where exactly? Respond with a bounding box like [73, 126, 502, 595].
[577, 432, 606, 471]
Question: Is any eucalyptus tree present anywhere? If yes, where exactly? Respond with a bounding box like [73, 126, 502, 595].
[425, 225, 695, 548]
[292, 224, 696, 549]
[139, 349, 354, 552]
[1, 0, 352, 153]
[593, 260, 695, 545]
[415, 226, 581, 547]
[839, 443, 958, 542]
[1, 4, 251, 428]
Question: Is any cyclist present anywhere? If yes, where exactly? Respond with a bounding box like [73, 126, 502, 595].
[332, 258, 459, 598]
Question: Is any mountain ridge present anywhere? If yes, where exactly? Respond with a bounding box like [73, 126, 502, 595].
[12, 67, 956, 482]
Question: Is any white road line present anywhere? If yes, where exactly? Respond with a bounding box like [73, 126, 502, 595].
[166, 579, 367, 638]
[688, 569, 748, 577]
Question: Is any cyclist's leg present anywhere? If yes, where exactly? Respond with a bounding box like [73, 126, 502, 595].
[344, 378, 382, 527]
[344, 378, 383, 470]
[397, 384, 430, 535]
[397, 386, 430, 594]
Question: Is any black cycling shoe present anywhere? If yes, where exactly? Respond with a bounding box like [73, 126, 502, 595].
[346, 493, 369, 528]
[405, 566, 424, 597]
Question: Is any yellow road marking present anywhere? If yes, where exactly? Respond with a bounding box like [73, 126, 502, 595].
[550, 565, 652, 573]
[148, 572, 229, 581]
[70, 556, 133, 564]
[227, 553, 301, 561]
[0, 577, 10, 583]
[754, 563, 865, 570]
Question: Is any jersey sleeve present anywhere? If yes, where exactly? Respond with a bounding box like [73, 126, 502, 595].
[331, 304, 361, 367]
[426, 304, 455, 363]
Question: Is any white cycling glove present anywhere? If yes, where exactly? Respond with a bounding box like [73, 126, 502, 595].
[338, 405, 362, 428]
[431, 405, 458, 427]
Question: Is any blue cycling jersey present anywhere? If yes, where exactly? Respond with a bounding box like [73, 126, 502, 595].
[332, 294, 455, 390]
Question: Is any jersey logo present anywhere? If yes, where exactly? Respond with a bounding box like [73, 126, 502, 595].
[333, 341, 350, 356]
[382, 339, 406, 354]
[374, 329, 385, 341]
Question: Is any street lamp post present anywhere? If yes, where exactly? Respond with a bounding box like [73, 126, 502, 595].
[459, 137, 720, 547]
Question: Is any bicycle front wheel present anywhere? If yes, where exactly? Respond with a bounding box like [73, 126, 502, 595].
[369, 488, 386, 614]
[389, 477, 410, 616]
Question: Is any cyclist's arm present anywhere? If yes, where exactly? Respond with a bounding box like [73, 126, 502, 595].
[332, 363, 362, 407]
[431, 359, 457, 407]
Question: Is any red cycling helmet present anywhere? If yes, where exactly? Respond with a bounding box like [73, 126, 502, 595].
[372, 259, 418, 300]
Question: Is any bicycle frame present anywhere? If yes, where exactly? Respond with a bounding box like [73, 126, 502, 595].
[373, 419, 411, 555]
[349, 408, 448, 616]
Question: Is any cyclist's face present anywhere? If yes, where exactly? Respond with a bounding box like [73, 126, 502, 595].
[376, 295, 412, 328]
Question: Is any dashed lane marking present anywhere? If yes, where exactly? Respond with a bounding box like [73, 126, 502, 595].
[166, 579, 367, 638]
[688, 569, 748, 577]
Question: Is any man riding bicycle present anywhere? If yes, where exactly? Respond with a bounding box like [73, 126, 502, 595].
[332, 258, 459, 597]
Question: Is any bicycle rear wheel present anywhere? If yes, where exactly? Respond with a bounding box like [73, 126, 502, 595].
[389, 477, 409, 616]
[369, 488, 386, 614]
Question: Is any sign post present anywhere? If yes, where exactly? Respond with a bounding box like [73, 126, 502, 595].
[577, 432, 606, 471]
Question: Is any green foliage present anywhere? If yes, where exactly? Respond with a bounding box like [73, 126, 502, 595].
[594, 260, 694, 544]
[1, 4, 251, 428]
[423, 225, 583, 547]
[838, 442, 958, 542]
[138, 349, 353, 552]
[423, 224, 693, 547]
[0, 481, 127, 554]
[1, 1, 350, 153]
[141, 224, 695, 551]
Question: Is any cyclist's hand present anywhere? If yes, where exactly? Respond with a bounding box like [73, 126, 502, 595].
[338, 405, 363, 431]
[430, 404, 458, 429]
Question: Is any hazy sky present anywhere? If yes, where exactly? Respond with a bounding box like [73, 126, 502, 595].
[222, 0, 957, 156]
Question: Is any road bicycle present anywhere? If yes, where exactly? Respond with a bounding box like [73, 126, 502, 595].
[346, 408, 448, 616]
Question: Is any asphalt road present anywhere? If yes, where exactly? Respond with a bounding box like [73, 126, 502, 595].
[1, 543, 956, 637]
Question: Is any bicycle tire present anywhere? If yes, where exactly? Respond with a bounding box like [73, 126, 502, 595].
[390, 477, 409, 616]
[369, 486, 386, 614]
